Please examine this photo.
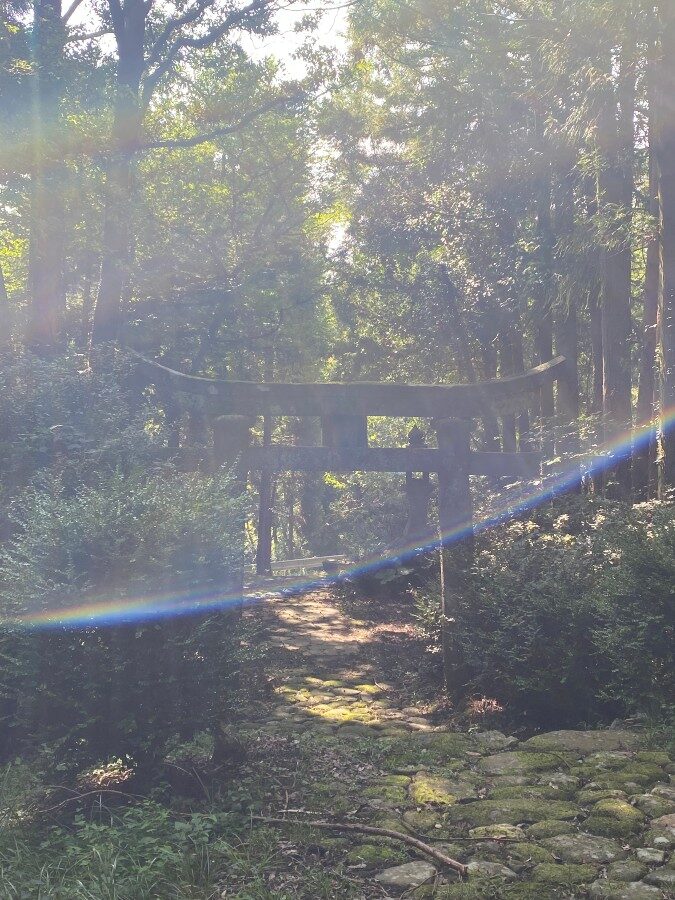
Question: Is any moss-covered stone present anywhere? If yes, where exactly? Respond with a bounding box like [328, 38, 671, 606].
[650, 783, 675, 802]
[503, 884, 570, 899]
[344, 842, 407, 869]
[587, 882, 664, 899]
[579, 789, 629, 804]
[478, 751, 568, 776]
[444, 798, 580, 830]
[308, 779, 358, 816]
[542, 832, 627, 864]
[605, 860, 649, 882]
[491, 775, 533, 786]
[591, 799, 645, 827]
[522, 730, 641, 755]
[475, 731, 518, 752]
[503, 842, 556, 871]
[644, 867, 675, 889]
[363, 774, 411, 803]
[354, 683, 382, 695]
[641, 827, 675, 849]
[304, 676, 345, 688]
[488, 784, 576, 801]
[530, 862, 598, 884]
[402, 808, 447, 835]
[369, 814, 409, 834]
[377, 733, 473, 769]
[468, 824, 525, 840]
[584, 751, 633, 769]
[631, 793, 675, 818]
[410, 774, 477, 805]
[635, 751, 670, 766]
[307, 701, 377, 725]
[584, 815, 641, 839]
[526, 819, 577, 839]
[418, 732, 477, 761]
[539, 772, 581, 789]
[466, 859, 516, 879]
[421, 881, 507, 899]
[585, 763, 665, 789]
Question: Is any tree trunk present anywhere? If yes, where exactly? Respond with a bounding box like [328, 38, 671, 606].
[512, 328, 531, 451]
[637, 182, 659, 426]
[533, 159, 555, 433]
[0, 262, 10, 349]
[585, 178, 604, 417]
[655, 1, 675, 491]
[635, 67, 660, 497]
[588, 279, 604, 414]
[553, 167, 580, 451]
[79, 253, 95, 345]
[441, 271, 500, 452]
[90, 0, 146, 347]
[256, 349, 274, 575]
[498, 330, 517, 453]
[597, 47, 634, 492]
[27, 0, 66, 352]
[478, 338, 501, 450]
[498, 323, 530, 452]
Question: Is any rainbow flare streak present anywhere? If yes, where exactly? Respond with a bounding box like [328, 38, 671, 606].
[7, 408, 675, 631]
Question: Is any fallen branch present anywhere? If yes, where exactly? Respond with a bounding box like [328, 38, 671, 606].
[252, 815, 468, 878]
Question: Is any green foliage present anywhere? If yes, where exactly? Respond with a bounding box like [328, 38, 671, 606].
[329, 472, 408, 558]
[0, 468, 246, 765]
[0, 354, 248, 766]
[0, 801, 230, 899]
[414, 499, 675, 725]
[0, 351, 158, 498]
[591, 506, 675, 715]
[0, 794, 361, 899]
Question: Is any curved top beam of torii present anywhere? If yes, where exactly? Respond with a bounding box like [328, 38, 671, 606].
[128, 349, 567, 420]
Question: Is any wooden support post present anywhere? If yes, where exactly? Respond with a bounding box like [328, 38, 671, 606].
[256, 349, 275, 576]
[434, 418, 474, 695]
[404, 427, 433, 545]
[212, 415, 252, 601]
[256, 467, 274, 576]
[256, 406, 274, 576]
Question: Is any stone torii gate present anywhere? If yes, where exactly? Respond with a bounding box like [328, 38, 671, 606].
[132, 352, 566, 688]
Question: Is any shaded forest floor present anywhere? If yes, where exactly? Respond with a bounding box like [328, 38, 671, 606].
[1, 584, 674, 899]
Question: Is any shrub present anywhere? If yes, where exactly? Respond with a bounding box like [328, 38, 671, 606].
[0, 468, 247, 768]
[0, 800, 232, 899]
[414, 498, 675, 726]
[591, 504, 675, 717]
[0, 350, 158, 499]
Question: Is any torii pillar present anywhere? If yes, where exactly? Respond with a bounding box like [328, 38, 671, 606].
[435, 417, 474, 693]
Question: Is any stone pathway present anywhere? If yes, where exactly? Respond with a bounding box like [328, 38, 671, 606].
[237, 588, 675, 899]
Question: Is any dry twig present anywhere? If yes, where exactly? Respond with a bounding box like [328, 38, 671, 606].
[252, 815, 468, 877]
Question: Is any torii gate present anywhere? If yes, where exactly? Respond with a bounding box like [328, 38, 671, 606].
[132, 351, 567, 688]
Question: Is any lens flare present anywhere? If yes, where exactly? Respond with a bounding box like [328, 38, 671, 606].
[7, 408, 674, 631]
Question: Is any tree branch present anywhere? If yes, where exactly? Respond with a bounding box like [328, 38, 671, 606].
[62, 0, 86, 23]
[141, 92, 304, 151]
[142, 0, 276, 103]
[146, 0, 215, 72]
[65, 28, 114, 42]
[252, 816, 468, 878]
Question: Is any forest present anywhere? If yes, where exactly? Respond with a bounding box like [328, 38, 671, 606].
[0, 0, 674, 897]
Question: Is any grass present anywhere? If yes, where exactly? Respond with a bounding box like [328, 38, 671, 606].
[0, 744, 371, 900]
